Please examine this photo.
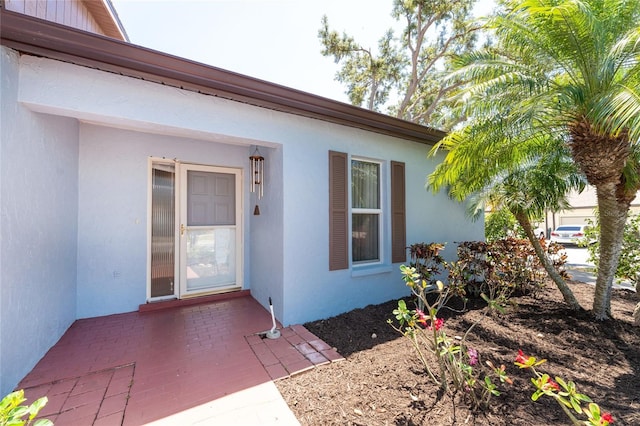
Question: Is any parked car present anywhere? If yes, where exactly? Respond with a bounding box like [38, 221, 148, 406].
[550, 224, 592, 245]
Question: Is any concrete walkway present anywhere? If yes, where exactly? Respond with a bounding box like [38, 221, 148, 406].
[563, 246, 635, 291]
[566, 263, 635, 291]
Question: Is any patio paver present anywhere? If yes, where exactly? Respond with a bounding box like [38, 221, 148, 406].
[17, 294, 343, 425]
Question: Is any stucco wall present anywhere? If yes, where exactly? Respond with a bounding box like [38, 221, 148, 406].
[278, 120, 484, 325]
[13, 51, 483, 330]
[248, 145, 285, 320]
[76, 125, 262, 318]
[0, 46, 79, 396]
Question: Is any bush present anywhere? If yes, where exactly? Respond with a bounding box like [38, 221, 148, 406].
[408, 242, 446, 286]
[485, 209, 518, 242]
[0, 390, 52, 426]
[584, 214, 640, 293]
[485, 210, 541, 242]
[515, 350, 615, 425]
[405, 238, 567, 306]
[390, 265, 512, 410]
[584, 214, 640, 326]
[454, 238, 567, 301]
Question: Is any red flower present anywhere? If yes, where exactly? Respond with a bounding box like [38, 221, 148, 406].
[515, 349, 528, 364]
[415, 309, 427, 325]
[601, 412, 614, 424]
[514, 349, 546, 369]
[428, 317, 444, 331]
[545, 377, 560, 392]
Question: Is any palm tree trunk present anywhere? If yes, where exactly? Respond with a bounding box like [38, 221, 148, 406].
[632, 279, 639, 327]
[513, 210, 582, 310]
[635, 281, 640, 327]
[592, 181, 630, 320]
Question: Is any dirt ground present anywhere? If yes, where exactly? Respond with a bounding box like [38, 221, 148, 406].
[276, 279, 640, 425]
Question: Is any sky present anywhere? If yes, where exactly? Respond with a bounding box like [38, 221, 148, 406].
[111, 0, 495, 104]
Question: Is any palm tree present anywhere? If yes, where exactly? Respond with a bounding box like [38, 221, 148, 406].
[429, 0, 640, 320]
[436, 125, 586, 309]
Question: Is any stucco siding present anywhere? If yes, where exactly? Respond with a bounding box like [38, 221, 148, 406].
[1, 46, 79, 396]
[76, 125, 258, 318]
[13, 50, 482, 329]
[248, 145, 285, 320]
[279, 123, 484, 325]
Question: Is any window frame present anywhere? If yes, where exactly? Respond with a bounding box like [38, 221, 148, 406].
[328, 150, 405, 272]
[350, 157, 384, 266]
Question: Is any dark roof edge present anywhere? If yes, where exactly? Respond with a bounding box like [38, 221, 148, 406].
[0, 9, 446, 145]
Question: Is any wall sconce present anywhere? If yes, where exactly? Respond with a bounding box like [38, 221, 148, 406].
[250, 147, 264, 215]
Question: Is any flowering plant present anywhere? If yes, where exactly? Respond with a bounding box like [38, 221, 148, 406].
[0, 389, 52, 426]
[389, 264, 511, 409]
[515, 350, 614, 425]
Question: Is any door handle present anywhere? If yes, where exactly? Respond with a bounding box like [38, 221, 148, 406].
[180, 224, 186, 236]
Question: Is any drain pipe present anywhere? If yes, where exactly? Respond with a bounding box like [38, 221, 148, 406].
[266, 297, 281, 339]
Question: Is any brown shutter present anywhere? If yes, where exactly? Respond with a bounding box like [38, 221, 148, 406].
[329, 151, 349, 270]
[391, 161, 406, 263]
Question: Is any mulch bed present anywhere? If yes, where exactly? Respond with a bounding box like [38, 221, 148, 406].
[276, 280, 640, 425]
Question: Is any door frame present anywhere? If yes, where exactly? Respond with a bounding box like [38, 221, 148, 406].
[178, 163, 243, 297]
[146, 158, 244, 302]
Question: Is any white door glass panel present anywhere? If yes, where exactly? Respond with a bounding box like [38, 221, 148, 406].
[185, 228, 236, 290]
[180, 166, 241, 295]
[150, 165, 176, 298]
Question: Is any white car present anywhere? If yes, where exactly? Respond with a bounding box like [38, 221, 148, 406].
[550, 224, 592, 245]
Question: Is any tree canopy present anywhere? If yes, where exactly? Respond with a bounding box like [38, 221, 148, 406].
[318, 0, 481, 130]
[429, 0, 640, 320]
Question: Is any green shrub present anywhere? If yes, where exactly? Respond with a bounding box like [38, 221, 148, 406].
[0, 389, 52, 426]
[408, 242, 446, 286]
[485, 210, 540, 242]
[584, 214, 640, 292]
[390, 265, 512, 410]
[584, 214, 640, 326]
[406, 238, 566, 305]
[485, 209, 517, 242]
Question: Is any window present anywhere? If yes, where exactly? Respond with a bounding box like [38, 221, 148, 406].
[329, 151, 406, 271]
[351, 159, 381, 263]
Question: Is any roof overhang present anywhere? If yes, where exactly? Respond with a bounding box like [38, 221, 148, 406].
[84, 0, 129, 42]
[0, 9, 446, 145]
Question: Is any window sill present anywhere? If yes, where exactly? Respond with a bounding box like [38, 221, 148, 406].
[351, 264, 393, 277]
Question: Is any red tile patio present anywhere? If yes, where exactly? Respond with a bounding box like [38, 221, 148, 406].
[17, 293, 343, 425]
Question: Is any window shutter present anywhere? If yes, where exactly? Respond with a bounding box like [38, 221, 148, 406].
[391, 161, 406, 263]
[329, 151, 348, 270]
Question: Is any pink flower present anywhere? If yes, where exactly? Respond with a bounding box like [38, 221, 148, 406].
[427, 317, 444, 331]
[467, 348, 478, 366]
[415, 309, 427, 325]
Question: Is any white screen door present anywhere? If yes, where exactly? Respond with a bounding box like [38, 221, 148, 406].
[179, 164, 242, 296]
